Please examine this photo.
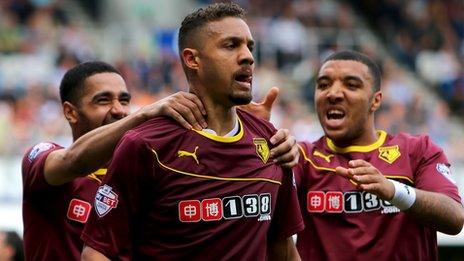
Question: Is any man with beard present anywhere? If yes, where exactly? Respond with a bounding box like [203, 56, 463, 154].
[21, 61, 209, 260]
[81, 3, 303, 260]
[294, 50, 464, 260]
[22, 60, 297, 260]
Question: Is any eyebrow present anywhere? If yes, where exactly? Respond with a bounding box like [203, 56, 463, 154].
[91, 91, 131, 102]
[316, 75, 331, 82]
[119, 92, 132, 100]
[316, 75, 364, 82]
[223, 36, 255, 47]
[343, 76, 363, 83]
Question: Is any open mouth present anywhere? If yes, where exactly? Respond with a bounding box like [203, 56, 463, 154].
[326, 109, 345, 120]
[234, 70, 252, 88]
[324, 108, 346, 129]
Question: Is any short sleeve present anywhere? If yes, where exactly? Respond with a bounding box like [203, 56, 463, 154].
[268, 168, 304, 241]
[22, 142, 62, 193]
[81, 132, 153, 260]
[414, 135, 461, 204]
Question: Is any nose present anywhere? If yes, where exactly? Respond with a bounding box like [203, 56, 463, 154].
[238, 45, 254, 66]
[326, 81, 343, 103]
[110, 100, 129, 119]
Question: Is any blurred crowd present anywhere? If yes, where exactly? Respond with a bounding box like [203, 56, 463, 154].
[0, 0, 463, 164]
[351, 0, 464, 115]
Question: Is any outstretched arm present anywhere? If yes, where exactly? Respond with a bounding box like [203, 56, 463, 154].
[44, 92, 206, 185]
[336, 160, 464, 235]
[408, 189, 464, 235]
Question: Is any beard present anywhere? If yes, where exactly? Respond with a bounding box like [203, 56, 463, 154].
[228, 92, 252, 105]
[76, 110, 121, 133]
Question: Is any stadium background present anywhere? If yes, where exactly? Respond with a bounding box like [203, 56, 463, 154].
[0, 0, 462, 258]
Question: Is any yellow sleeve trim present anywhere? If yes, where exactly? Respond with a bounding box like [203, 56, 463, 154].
[151, 148, 281, 185]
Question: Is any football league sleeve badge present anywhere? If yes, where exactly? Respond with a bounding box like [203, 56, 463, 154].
[28, 142, 55, 162]
[95, 184, 119, 217]
[436, 163, 456, 184]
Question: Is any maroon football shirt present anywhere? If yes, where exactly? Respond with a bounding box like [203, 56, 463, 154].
[22, 142, 106, 261]
[294, 130, 462, 261]
[82, 109, 304, 260]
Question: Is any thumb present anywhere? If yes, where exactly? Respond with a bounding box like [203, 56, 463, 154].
[262, 87, 280, 109]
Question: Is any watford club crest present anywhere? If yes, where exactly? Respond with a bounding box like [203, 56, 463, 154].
[253, 138, 270, 164]
[378, 145, 401, 164]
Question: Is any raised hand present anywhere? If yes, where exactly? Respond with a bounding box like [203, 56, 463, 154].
[138, 91, 207, 130]
[239, 87, 279, 121]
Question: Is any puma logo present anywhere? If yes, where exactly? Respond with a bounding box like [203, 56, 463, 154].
[313, 150, 334, 163]
[178, 146, 199, 164]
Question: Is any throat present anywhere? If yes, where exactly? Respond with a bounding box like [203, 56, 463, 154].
[203, 115, 240, 137]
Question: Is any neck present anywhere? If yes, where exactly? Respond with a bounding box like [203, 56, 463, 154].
[332, 128, 379, 148]
[204, 100, 237, 136]
[190, 85, 237, 136]
[71, 129, 81, 142]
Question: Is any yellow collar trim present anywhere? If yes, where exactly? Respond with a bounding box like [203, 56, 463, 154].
[151, 148, 281, 185]
[326, 130, 387, 153]
[193, 116, 243, 143]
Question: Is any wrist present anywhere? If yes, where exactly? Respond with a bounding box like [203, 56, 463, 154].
[133, 106, 149, 124]
[388, 179, 416, 210]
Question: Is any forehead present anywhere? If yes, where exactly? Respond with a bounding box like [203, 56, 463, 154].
[204, 17, 253, 41]
[318, 60, 371, 82]
[82, 72, 128, 97]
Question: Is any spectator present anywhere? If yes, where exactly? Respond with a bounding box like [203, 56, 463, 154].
[0, 230, 23, 261]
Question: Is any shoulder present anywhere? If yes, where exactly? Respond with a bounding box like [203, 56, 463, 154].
[297, 140, 313, 156]
[391, 132, 441, 151]
[386, 132, 446, 163]
[237, 109, 277, 135]
[297, 137, 325, 155]
[126, 116, 186, 141]
[22, 142, 63, 165]
[116, 116, 188, 153]
[297, 137, 334, 169]
[131, 116, 182, 134]
[21, 142, 64, 191]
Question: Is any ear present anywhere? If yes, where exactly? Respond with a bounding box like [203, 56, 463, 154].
[370, 91, 382, 113]
[181, 48, 200, 71]
[62, 101, 79, 124]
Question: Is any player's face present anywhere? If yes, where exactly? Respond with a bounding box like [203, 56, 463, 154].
[197, 17, 255, 107]
[75, 72, 131, 135]
[315, 60, 381, 145]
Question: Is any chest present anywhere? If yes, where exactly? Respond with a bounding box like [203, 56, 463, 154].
[299, 150, 414, 215]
